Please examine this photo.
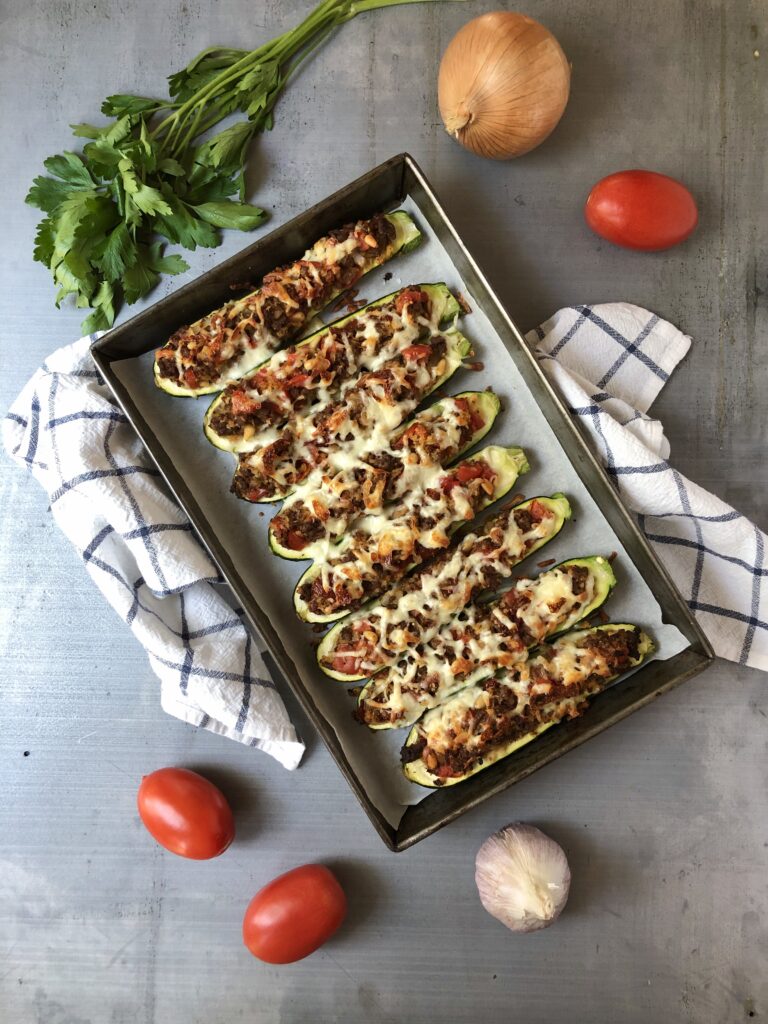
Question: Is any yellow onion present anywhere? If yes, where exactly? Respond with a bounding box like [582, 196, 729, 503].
[438, 12, 571, 160]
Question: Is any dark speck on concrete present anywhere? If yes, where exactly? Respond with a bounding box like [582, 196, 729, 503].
[23, 750, 30, 757]
[384, 271, 392, 281]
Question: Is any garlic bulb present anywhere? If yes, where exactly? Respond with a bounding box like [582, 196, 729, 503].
[475, 823, 570, 932]
[438, 12, 571, 160]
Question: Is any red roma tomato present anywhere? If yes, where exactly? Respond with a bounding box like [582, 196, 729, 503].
[137, 767, 235, 860]
[585, 170, 698, 251]
[243, 864, 347, 964]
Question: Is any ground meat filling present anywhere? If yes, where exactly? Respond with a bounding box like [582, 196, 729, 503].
[582, 625, 640, 664]
[206, 291, 433, 441]
[270, 398, 480, 551]
[270, 504, 327, 550]
[231, 435, 293, 502]
[319, 500, 558, 675]
[570, 564, 590, 595]
[231, 338, 450, 504]
[155, 214, 398, 388]
[300, 459, 498, 617]
[369, 213, 397, 249]
[400, 734, 427, 764]
[358, 563, 594, 727]
[411, 628, 641, 779]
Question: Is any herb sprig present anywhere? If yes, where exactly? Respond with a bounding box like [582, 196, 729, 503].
[26, 0, 454, 333]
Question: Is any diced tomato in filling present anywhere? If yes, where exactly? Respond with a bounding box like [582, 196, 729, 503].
[332, 654, 361, 676]
[394, 288, 428, 315]
[401, 344, 432, 362]
[436, 763, 457, 778]
[529, 499, 551, 522]
[304, 442, 321, 465]
[230, 389, 258, 415]
[454, 397, 484, 434]
[247, 486, 273, 502]
[441, 460, 495, 493]
[183, 369, 199, 390]
[285, 530, 307, 551]
[284, 373, 311, 391]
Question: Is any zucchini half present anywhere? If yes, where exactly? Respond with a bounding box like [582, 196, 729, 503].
[203, 282, 461, 453]
[402, 624, 654, 788]
[359, 555, 617, 730]
[153, 211, 422, 398]
[316, 492, 573, 682]
[268, 390, 501, 561]
[237, 329, 474, 507]
[293, 445, 530, 624]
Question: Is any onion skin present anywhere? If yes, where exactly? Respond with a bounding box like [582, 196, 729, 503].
[438, 13, 570, 160]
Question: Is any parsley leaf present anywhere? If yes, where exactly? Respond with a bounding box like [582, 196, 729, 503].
[43, 152, 95, 188]
[101, 95, 163, 118]
[99, 223, 138, 282]
[192, 201, 266, 230]
[81, 281, 116, 334]
[26, 0, 451, 332]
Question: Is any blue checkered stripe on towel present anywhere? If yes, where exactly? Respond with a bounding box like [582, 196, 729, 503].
[2, 336, 304, 769]
[528, 303, 767, 672]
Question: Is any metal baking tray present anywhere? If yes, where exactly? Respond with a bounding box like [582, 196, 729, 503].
[91, 153, 714, 851]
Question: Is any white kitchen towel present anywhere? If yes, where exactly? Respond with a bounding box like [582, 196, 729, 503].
[2, 337, 305, 769]
[527, 302, 766, 671]
[3, 305, 765, 772]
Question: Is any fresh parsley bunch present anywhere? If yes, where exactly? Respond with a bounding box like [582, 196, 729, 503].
[26, 0, 450, 333]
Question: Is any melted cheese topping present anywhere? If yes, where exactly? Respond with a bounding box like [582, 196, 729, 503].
[274, 396, 478, 554]
[236, 331, 466, 500]
[212, 286, 454, 452]
[168, 216, 407, 387]
[321, 498, 566, 675]
[419, 627, 639, 758]
[307, 446, 517, 607]
[362, 564, 598, 725]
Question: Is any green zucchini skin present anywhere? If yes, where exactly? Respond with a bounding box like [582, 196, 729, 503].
[202, 281, 461, 453]
[315, 493, 572, 682]
[267, 390, 501, 561]
[359, 554, 618, 730]
[292, 444, 529, 624]
[402, 624, 654, 788]
[154, 211, 422, 399]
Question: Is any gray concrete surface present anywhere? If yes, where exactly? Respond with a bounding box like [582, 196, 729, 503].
[1, 0, 766, 1021]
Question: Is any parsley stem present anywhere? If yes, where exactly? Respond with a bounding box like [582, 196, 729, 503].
[153, 0, 344, 150]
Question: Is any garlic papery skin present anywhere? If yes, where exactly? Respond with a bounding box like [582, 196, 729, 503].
[475, 823, 571, 933]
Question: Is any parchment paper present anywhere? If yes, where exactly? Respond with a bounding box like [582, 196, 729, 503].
[113, 193, 688, 827]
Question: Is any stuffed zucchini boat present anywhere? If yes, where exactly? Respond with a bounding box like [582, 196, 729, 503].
[154, 211, 421, 397]
[293, 445, 530, 623]
[401, 624, 654, 788]
[358, 556, 617, 729]
[316, 494, 572, 681]
[203, 284, 460, 453]
[231, 331, 472, 504]
[269, 391, 501, 560]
